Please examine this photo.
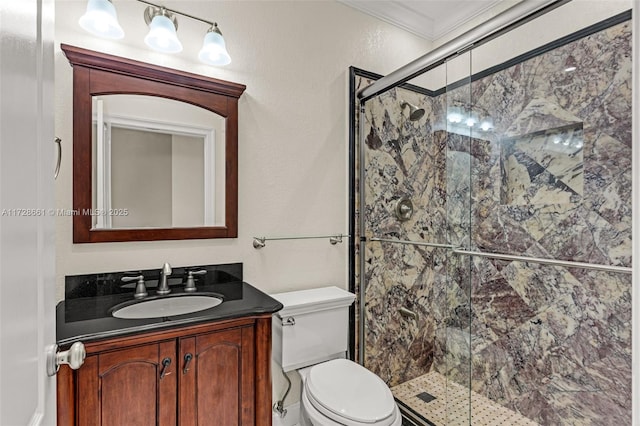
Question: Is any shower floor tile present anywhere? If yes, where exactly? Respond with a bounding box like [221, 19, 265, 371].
[391, 372, 539, 426]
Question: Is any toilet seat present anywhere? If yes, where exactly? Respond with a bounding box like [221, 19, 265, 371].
[302, 383, 403, 426]
[302, 359, 399, 426]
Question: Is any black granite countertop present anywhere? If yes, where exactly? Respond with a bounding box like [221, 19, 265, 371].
[56, 263, 282, 346]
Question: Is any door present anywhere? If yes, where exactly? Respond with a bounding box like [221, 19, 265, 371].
[179, 327, 255, 426]
[0, 0, 56, 424]
[77, 342, 177, 426]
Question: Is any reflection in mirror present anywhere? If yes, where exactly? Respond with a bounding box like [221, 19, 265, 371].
[91, 95, 226, 229]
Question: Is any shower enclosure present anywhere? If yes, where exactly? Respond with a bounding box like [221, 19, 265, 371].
[350, 2, 632, 425]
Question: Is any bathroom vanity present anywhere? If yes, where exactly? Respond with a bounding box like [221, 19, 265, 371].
[56, 264, 282, 426]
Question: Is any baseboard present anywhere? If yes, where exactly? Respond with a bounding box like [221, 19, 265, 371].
[272, 402, 300, 426]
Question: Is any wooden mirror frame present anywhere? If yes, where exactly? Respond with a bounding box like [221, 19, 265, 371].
[61, 44, 245, 243]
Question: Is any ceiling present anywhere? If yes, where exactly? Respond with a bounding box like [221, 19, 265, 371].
[338, 0, 505, 41]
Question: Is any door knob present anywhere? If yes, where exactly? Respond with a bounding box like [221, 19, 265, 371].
[46, 341, 86, 376]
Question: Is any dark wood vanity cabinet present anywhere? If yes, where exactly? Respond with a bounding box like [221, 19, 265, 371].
[57, 315, 273, 426]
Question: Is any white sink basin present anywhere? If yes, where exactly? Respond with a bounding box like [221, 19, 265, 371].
[112, 294, 223, 319]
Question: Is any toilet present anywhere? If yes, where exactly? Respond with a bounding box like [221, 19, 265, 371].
[271, 287, 402, 426]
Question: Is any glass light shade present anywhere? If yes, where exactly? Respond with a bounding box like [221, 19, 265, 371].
[144, 15, 183, 53]
[78, 0, 124, 39]
[198, 30, 231, 66]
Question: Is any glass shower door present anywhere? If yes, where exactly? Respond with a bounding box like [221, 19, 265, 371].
[356, 53, 475, 424]
[464, 10, 633, 424]
[355, 4, 633, 426]
[441, 50, 473, 426]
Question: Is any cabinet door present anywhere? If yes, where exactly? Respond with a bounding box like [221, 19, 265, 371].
[77, 341, 177, 426]
[179, 327, 255, 426]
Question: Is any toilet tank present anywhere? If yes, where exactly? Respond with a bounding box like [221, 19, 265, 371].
[271, 286, 355, 372]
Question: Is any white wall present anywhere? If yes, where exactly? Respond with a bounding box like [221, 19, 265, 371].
[54, 0, 432, 300]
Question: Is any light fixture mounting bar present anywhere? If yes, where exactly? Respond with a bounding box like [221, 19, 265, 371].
[135, 0, 215, 27]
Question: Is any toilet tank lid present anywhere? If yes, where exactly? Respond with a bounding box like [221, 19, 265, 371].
[271, 286, 355, 317]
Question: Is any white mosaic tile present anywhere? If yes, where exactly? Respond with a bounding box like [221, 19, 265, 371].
[391, 372, 539, 426]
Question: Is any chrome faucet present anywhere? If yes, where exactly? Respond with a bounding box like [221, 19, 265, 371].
[157, 262, 172, 295]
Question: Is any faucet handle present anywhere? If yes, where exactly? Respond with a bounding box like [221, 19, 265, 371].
[156, 262, 173, 295]
[184, 270, 207, 293]
[122, 275, 147, 299]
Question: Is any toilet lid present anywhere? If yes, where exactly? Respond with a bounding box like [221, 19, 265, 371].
[305, 359, 395, 424]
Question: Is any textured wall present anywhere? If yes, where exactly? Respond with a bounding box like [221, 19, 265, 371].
[359, 17, 632, 425]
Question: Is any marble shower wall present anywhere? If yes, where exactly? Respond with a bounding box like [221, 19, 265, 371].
[461, 20, 631, 425]
[360, 83, 449, 386]
[357, 18, 632, 425]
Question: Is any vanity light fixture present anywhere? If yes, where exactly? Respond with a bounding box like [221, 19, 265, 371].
[198, 23, 232, 66]
[143, 6, 182, 53]
[78, 0, 125, 39]
[78, 0, 232, 65]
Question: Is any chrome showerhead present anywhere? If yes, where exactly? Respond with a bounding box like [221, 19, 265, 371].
[401, 101, 425, 121]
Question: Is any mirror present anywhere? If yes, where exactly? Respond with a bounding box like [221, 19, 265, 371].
[62, 44, 245, 243]
[91, 95, 226, 229]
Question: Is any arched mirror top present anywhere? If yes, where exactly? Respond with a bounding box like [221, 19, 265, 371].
[62, 44, 246, 243]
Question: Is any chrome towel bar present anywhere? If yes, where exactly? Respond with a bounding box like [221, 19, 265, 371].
[253, 233, 350, 249]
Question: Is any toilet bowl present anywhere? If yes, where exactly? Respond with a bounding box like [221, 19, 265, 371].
[271, 287, 402, 426]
